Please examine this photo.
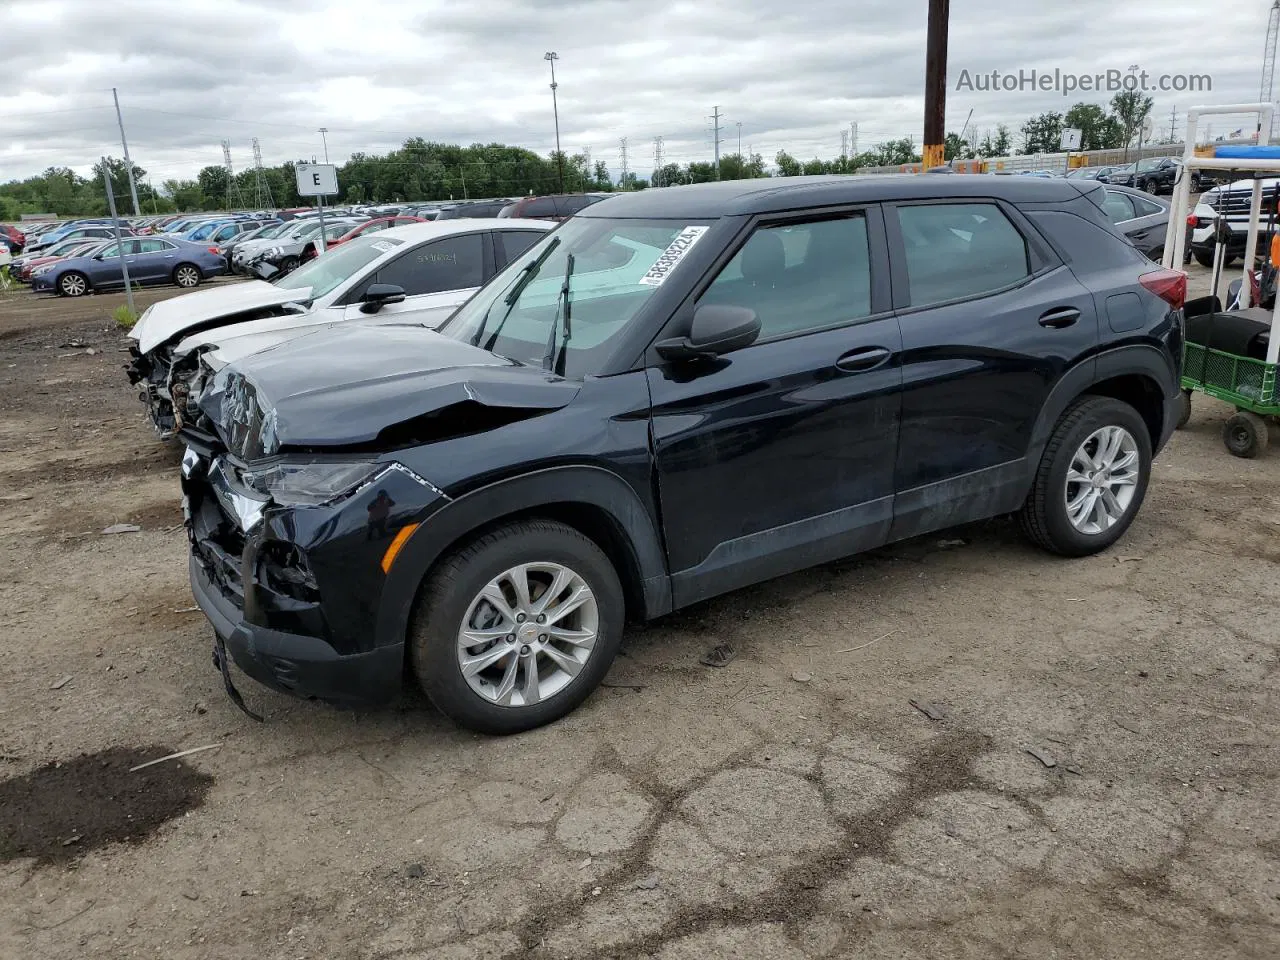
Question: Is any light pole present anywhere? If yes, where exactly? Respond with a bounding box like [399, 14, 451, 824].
[545, 52, 564, 193]
[319, 127, 329, 163]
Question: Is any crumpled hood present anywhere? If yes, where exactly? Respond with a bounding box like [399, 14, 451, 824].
[130, 280, 312, 353]
[199, 323, 581, 458]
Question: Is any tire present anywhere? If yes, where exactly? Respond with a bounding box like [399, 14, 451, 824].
[1139, 179, 1154, 194]
[58, 271, 89, 297]
[172, 263, 202, 289]
[409, 519, 625, 734]
[279, 256, 299, 274]
[1223, 411, 1269, 458]
[1018, 396, 1153, 557]
[1175, 389, 1193, 430]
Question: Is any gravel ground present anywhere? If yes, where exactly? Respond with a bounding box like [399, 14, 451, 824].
[1, 267, 1278, 960]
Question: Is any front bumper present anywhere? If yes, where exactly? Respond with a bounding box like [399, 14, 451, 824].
[183, 449, 445, 707]
[191, 553, 403, 704]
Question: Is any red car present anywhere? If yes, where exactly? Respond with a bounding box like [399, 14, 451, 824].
[298, 215, 424, 262]
[1, 223, 26, 255]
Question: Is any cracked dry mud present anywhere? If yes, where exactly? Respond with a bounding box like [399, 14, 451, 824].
[2, 272, 1280, 959]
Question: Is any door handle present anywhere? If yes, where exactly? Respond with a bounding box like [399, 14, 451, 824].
[1038, 307, 1081, 328]
[835, 346, 892, 372]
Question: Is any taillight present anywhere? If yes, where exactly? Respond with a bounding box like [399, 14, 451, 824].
[208, 246, 220, 255]
[1186, 214, 1200, 227]
[1139, 268, 1187, 309]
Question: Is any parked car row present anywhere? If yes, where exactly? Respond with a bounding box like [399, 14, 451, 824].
[120, 175, 1181, 736]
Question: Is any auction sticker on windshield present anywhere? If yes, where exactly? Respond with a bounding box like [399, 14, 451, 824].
[370, 240, 396, 253]
[638, 226, 709, 287]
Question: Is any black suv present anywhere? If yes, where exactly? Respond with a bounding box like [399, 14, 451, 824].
[1103, 157, 1197, 195]
[180, 175, 1185, 733]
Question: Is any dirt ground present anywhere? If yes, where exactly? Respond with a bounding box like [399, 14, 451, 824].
[1, 269, 1278, 960]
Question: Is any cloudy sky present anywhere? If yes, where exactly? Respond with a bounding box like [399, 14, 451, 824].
[0, 0, 1272, 188]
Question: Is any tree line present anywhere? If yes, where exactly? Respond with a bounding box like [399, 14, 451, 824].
[0, 96, 1158, 219]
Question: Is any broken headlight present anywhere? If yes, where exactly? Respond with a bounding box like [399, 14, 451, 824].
[240, 459, 381, 507]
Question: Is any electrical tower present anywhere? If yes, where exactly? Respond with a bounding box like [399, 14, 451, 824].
[1263, 0, 1280, 141]
[652, 137, 665, 187]
[841, 130, 849, 162]
[221, 140, 246, 211]
[250, 137, 274, 209]
[850, 122, 858, 156]
[711, 106, 723, 179]
[619, 137, 629, 189]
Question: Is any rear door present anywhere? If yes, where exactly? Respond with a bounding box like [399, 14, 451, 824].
[885, 198, 1098, 539]
[341, 231, 490, 328]
[131, 238, 177, 281]
[647, 208, 903, 606]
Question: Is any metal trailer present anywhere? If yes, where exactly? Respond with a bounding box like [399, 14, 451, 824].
[1163, 102, 1280, 457]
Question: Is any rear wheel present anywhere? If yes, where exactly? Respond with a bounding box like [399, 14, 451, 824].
[58, 271, 88, 297]
[1019, 397, 1152, 556]
[279, 255, 299, 274]
[409, 519, 625, 734]
[172, 263, 202, 289]
[1175, 389, 1193, 430]
[1223, 411, 1269, 458]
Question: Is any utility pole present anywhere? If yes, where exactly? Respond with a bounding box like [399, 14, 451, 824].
[1168, 105, 1178, 142]
[619, 137, 629, 189]
[711, 106, 723, 180]
[111, 88, 141, 216]
[922, 0, 950, 169]
[545, 52, 564, 192]
[652, 136, 664, 187]
[1262, 1, 1279, 141]
[251, 138, 274, 209]
[319, 127, 329, 163]
[101, 158, 134, 316]
[736, 121, 742, 160]
[841, 130, 849, 162]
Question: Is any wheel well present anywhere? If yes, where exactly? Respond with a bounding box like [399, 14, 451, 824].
[421, 503, 649, 622]
[1086, 374, 1164, 444]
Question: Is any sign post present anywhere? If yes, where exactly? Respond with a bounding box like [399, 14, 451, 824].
[295, 163, 339, 256]
[101, 158, 135, 316]
[1060, 127, 1083, 176]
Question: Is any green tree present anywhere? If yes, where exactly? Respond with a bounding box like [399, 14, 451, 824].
[944, 132, 975, 161]
[978, 124, 1013, 157]
[162, 179, 206, 211]
[1020, 111, 1064, 154]
[1064, 102, 1125, 150]
[774, 150, 803, 177]
[91, 156, 147, 209]
[592, 160, 612, 191]
[1111, 90, 1155, 153]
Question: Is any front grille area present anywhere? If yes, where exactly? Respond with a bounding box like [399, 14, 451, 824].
[1206, 187, 1280, 217]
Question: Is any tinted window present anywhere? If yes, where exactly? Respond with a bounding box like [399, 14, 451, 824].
[140, 238, 171, 253]
[377, 233, 484, 295]
[496, 230, 545, 265]
[1100, 191, 1137, 222]
[523, 197, 559, 218]
[895, 203, 1029, 307]
[1131, 195, 1164, 217]
[698, 216, 872, 339]
[558, 195, 597, 215]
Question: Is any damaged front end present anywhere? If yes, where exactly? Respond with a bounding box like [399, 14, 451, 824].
[126, 342, 181, 439]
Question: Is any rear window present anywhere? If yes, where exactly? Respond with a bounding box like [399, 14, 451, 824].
[895, 203, 1030, 307]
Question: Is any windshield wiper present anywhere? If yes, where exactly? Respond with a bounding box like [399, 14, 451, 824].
[542, 252, 574, 375]
[473, 238, 561, 350]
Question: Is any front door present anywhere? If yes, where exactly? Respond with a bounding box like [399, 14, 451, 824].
[647, 209, 903, 607]
[884, 198, 1100, 539]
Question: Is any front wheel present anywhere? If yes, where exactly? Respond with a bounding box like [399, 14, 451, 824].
[1019, 396, 1152, 556]
[409, 519, 625, 734]
[278, 255, 299, 275]
[58, 271, 89, 297]
[172, 263, 202, 289]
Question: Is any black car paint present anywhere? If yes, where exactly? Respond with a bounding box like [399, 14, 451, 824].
[182, 175, 1183, 706]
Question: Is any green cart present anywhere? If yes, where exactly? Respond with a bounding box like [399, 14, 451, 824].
[1179, 332, 1278, 458]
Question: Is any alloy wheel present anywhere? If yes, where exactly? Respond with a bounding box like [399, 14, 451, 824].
[60, 274, 86, 296]
[176, 266, 200, 287]
[456, 562, 599, 708]
[1064, 425, 1140, 534]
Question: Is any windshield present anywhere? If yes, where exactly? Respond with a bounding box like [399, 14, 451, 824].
[271, 234, 403, 299]
[251, 222, 289, 241]
[1137, 158, 1162, 172]
[441, 217, 714, 378]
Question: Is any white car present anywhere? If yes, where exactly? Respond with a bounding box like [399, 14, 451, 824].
[1188, 176, 1280, 267]
[126, 218, 553, 437]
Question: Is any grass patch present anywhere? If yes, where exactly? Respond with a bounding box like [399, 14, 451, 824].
[112, 304, 139, 330]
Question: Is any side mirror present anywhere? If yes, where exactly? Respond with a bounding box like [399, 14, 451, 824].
[360, 283, 406, 314]
[655, 304, 761, 362]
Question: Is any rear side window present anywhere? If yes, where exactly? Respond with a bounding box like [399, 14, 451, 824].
[1131, 195, 1164, 217]
[139, 238, 171, 253]
[377, 233, 484, 295]
[1100, 191, 1137, 222]
[894, 202, 1029, 307]
[496, 230, 544, 265]
[698, 215, 873, 339]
